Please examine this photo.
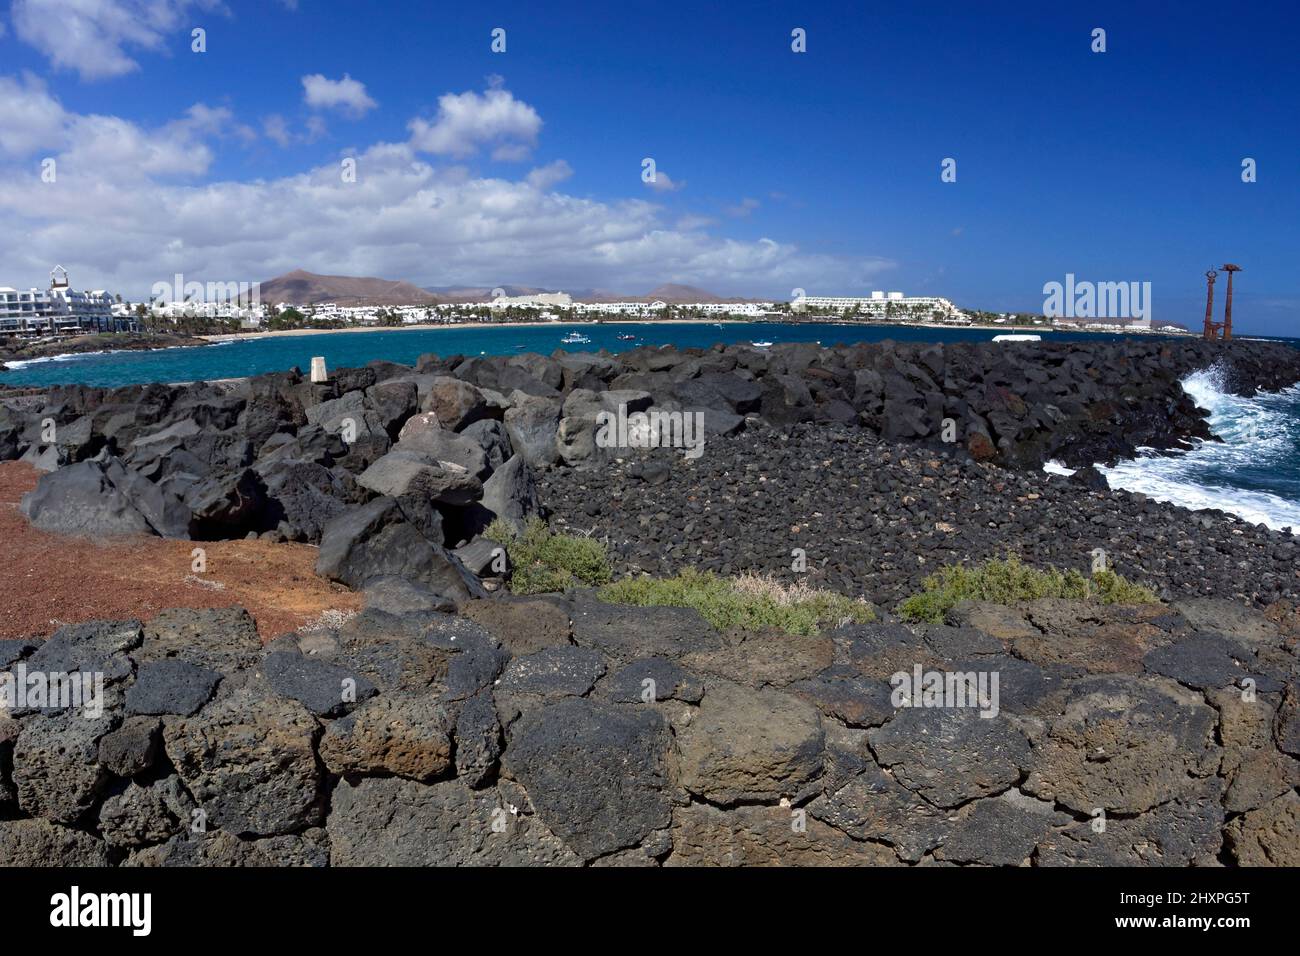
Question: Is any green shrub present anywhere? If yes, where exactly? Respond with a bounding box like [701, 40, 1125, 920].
[896, 555, 1159, 624]
[598, 568, 875, 636]
[485, 518, 612, 595]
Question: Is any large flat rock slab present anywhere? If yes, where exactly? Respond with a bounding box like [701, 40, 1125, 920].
[676, 681, 825, 805]
[503, 697, 672, 860]
[666, 803, 900, 867]
[1023, 676, 1220, 815]
[572, 594, 723, 664]
[328, 776, 579, 866]
[163, 690, 323, 837]
[868, 707, 1032, 809]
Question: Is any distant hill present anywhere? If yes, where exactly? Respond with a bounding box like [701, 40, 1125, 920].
[422, 283, 736, 304]
[644, 283, 725, 303]
[422, 285, 558, 303]
[261, 270, 440, 307]
[264, 270, 748, 307]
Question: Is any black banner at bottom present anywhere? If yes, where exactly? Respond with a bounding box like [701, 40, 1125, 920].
[0, 865, 1283, 941]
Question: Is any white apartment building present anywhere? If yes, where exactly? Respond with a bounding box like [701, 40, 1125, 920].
[572, 301, 664, 316]
[486, 292, 573, 310]
[678, 301, 773, 317]
[0, 266, 125, 335]
[151, 300, 268, 323]
[569, 300, 776, 317]
[798, 292, 967, 321]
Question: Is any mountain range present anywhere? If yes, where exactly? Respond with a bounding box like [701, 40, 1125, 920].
[258, 270, 736, 307]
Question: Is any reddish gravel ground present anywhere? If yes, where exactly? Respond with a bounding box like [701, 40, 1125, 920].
[0, 461, 362, 641]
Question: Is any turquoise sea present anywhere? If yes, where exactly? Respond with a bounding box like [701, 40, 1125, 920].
[0, 320, 1166, 389]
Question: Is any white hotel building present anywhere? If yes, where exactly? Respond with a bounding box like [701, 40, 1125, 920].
[486, 292, 574, 310]
[798, 291, 968, 321]
[0, 267, 126, 335]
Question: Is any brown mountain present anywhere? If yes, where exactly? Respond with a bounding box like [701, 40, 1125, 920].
[261, 270, 746, 307]
[644, 283, 725, 303]
[260, 270, 440, 307]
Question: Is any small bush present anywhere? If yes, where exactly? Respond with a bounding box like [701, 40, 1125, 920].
[485, 518, 612, 595]
[599, 568, 875, 636]
[897, 555, 1159, 624]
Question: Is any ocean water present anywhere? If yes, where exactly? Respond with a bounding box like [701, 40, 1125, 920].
[0, 321, 1156, 389]
[1097, 364, 1300, 533]
[4, 321, 1299, 532]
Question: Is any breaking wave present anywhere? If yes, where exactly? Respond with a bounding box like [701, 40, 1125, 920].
[1097, 363, 1300, 533]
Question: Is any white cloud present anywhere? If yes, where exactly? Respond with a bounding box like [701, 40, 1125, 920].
[304, 115, 328, 142]
[725, 197, 760, 217]
[0, 73, 68, 157]
[408, 85, 541, 161]
[11, 0, 225, 81]
[0, 79, 893, 299]
[676, 214, 715, 231]
[260, 114, 322, 148]
[0, 74, 233, 178]
[525, 159, 572, 190]
[645, 169, 684, 193]
[263, 114, 293, 148]
[301, 73, 377, 118]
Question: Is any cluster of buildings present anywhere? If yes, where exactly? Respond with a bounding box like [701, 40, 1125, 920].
[307, 303, 435, 326]
[481, 292, 780, 319]
[147, 300, 268, 326]
[0, 267, 138, 336]
[1053, 316, 1189, 334]
[259, 290, 975, 327]
[298, 295, 784, 325]
[0, 270, 1196, 339]
[796, 292, 972, 323]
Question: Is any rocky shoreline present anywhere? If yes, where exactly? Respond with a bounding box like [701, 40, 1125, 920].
[542, 420, 1300, 609]
[2, 337, 1299, 866]
[6, 338, 1300, 549]
[0, 331, 203, 364]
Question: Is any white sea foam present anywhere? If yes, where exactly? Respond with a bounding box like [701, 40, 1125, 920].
[2, 341, 212, 372]
[0, 350, 107, 370]
[1095, 363, 1300, 533]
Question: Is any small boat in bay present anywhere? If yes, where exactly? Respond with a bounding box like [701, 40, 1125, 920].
[560, 332, 592, 345]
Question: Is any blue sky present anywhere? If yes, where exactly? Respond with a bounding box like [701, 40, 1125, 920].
[1, 0, 1297, 333]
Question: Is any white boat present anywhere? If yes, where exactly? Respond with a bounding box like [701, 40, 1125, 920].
[752, 340, 774, 348]
[560, 332, 591, 345]
[992, 334, 1041, 342]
